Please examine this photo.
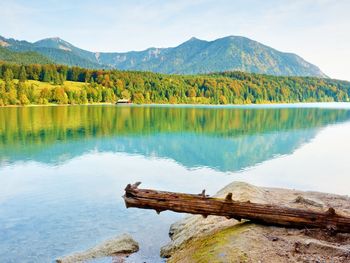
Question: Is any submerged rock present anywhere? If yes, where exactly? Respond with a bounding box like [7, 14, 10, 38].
[56, 233, 139, 263]
[161, 182, 350, 262]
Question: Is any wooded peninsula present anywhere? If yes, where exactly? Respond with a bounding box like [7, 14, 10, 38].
[0, 62, 349, 106]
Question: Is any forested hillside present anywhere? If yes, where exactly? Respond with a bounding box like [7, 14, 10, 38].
[0, 47, 52, 65]
[0, 62, 349, 106]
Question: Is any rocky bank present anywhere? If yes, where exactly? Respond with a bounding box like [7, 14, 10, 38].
[161, 182, 350, 263]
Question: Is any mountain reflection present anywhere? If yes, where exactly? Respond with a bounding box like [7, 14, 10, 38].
[0, 105, 349, 172]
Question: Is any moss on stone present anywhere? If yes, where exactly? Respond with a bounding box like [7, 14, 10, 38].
[168, 223, 252, 263]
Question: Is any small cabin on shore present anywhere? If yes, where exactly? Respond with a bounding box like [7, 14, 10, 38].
[116, 98, 131, 104]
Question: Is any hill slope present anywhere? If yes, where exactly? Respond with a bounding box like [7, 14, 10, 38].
[0, 46, 52, 65]
[0, 35, 326, 77]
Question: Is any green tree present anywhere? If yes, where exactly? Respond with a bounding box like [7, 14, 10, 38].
[19, 66, 27, 82]
[133, 92, 145, 104]
[4, 68, 14, 82]
[121, 89, 131, 99]
[53, 87, 68, 104]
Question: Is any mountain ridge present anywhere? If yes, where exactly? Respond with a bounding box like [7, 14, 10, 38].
[0, 35, 326, 77]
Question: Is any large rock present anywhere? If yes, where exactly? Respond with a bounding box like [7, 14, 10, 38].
[161, 182, 350, 262]
[56, 233, 139, 263]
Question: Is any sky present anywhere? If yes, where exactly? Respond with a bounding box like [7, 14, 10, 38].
[0, 0, 349, 80]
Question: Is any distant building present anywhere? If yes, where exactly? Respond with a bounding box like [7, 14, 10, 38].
[116, 98, 131, 104]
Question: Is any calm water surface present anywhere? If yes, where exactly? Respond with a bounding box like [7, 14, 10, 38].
[1, 103, 350, 262]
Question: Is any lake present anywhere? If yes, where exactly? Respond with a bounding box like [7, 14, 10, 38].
[1, 103, 350, 262]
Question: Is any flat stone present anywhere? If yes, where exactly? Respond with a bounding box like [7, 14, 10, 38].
[56, 233, 139, 263]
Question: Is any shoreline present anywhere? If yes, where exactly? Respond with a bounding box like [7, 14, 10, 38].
[1, 101, 350, 109]
[0, 102, 116, 108]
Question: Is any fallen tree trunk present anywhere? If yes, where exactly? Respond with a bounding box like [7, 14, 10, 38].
[123, 182, 350, 233]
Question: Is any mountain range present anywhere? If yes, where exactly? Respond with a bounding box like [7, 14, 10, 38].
[0, 35, 326, 77]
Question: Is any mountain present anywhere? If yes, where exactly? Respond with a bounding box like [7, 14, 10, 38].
[0, 35, 326, 77]
[0, 46, 52, 65]
[97, 36, 326, 77]
[0, 36, 103, 69]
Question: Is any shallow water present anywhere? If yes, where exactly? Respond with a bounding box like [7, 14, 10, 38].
[1, 103, 350, 262]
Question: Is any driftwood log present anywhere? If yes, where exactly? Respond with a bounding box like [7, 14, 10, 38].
[123, 182, 350, 233]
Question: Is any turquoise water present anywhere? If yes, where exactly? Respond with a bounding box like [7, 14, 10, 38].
[1, 103, 350, 262]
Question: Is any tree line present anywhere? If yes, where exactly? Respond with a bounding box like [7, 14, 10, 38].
[0, 62, 349, 106]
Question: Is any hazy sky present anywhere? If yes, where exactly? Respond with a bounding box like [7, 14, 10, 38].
[1, 0, 349, 80]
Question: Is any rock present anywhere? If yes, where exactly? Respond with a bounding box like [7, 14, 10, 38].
[161, 182, 350, 262]
[56, 233, 139, 263]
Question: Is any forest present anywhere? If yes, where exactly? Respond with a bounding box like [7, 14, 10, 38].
[0, 62, 349, 106]
[0, 47, 52, 65]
